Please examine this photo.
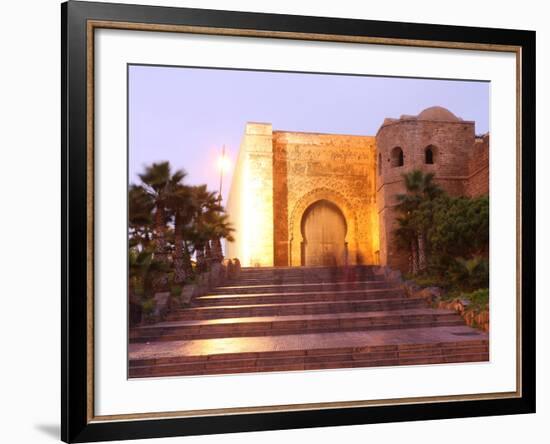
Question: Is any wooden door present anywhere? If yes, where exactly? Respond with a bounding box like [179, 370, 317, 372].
[301, 200, 347, 266]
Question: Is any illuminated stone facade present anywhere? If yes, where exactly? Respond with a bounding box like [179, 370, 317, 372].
[226, 107, 489, 270]
[376, 107, 489, 270]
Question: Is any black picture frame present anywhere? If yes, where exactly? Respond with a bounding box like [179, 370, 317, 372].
[61, 1, 536, 442]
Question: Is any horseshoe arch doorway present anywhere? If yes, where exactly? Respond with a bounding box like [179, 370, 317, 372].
[300, 200, 348, 266]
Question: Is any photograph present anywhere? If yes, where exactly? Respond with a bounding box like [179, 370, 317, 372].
[57, 1, 536, 441]
[127, 65, 490, 378]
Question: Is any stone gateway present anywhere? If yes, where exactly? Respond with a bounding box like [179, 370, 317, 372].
[225, 106, 489, 271]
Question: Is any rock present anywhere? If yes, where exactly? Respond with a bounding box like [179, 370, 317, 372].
[152, 292, 171, 320]
[400, 281, 443, 302]
[426, 286, 443, 298]
[210, 263, 222, 286]
[220, 260, 230, 280]
[195, 274, 209, 297]
[435, 295, 489, 332]
[205, 270, 214, 286]
[181, 284, 196, 305]
[415, 286, 443, 303]
[198, 273, 209, 287]
[387, 269, 402, 282]
[402, 280, 420, 298]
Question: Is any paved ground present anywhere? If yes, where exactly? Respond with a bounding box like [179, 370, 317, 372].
[129, 325, 488, 360]
[142, 308, 458, 327]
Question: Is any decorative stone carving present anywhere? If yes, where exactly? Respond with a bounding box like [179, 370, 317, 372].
[226, 108, 488, 271]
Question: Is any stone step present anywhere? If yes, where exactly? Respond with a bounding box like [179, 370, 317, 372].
[194, 287, 405, 306]
[128, 265, 488, 378]
[131, 339, 489, 367]
[239, 265, 378, 273]
[130, 351, 488, 377]
[131, 309, 464, 342]
[129, 337, 488, 378]
[235, 272, 380, 280]
[225, 277, 385, 286]
[168, 297, 426, 321]
[236, 268, 379, 281]
[207, 280, 393, 295]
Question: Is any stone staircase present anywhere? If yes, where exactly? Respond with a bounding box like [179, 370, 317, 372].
[129, 266, 488, 378]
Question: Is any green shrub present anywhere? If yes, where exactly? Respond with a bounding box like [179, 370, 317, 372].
[141, 298, 155, 315]
[170, 285, 182, 306]
[428, 195, 489, 259]
[461, 288, 489, 312]
[392, 173, 489, 287]
[171, 285, 182, 297]
[185, 274, 198, 284]
[408, 273, 448, 289]
[408, 255, 488, 292]
[447, 256, 489, 291]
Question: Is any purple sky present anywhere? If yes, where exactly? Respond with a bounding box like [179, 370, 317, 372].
[129, 65, 489, 204]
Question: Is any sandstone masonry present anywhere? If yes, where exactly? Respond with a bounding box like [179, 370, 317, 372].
[226, 107, 489, 271]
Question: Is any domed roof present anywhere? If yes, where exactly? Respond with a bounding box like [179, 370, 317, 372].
[417, 106, 461, 122]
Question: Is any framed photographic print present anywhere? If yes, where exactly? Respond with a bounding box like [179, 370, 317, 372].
[61, 1, 536, 442]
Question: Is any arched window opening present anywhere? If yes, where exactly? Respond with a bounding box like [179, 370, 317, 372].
[390, 147, 404, 168]
[378, 153, 382, 175]
[425, 145, 437, 164]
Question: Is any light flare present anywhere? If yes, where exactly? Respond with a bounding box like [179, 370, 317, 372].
[217, 154, 231, 173]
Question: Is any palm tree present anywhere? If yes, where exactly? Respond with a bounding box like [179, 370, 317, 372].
[402, 170, 443, 201]
[137, 162, 186, 290]
[188, 185, 219, 272]
[131, 161, 236, 287]
[395, 170, 443, 274]
[166, 184, 195, 285]
[128, 247, 171, 324]
[395, 215, 419, 275]
[207, 212, 235, 263]
[188, 185, 235, 272]
[128, 184, 154, 250]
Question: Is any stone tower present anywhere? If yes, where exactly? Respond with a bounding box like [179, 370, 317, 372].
[375, 106, 477, 270]
[225, 122, 275, 267]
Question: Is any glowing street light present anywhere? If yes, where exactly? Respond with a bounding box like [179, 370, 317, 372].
[217, 147, 231, 173]
[217, 145, 231, 202]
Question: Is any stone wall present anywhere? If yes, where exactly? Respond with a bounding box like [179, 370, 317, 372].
[272, 131, 379, 266]
[227, 107, 488, 271]
[376, 119, 476, 196]
[466, 134, 489, 197]
[225, 123, 275, 267]
[375, 110, 477, 271]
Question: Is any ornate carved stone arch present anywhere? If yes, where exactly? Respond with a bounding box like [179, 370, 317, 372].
[288, 188, 359, 266]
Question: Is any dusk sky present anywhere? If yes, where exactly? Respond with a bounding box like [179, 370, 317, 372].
[128, 65, 489, 204]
